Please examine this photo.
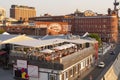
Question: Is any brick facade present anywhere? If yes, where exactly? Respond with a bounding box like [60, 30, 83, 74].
[29, 13, 118, 43]
[2, 22, 69, 36]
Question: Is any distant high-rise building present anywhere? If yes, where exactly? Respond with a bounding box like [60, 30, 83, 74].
[0, 8, 6, 21]
[10, 5, 36, 21]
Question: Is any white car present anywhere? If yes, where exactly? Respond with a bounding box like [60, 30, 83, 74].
[98, 62, 105, 68]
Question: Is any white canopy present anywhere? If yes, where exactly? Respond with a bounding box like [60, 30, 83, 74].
[66, 39, 97, 44]
[54, 46, 64, 50]
[10, 39, 41, 47]
[40, 38, 65, 46]
[54, 43, 76, 50]
[1, 35, 97, 48]
[9, 38, 65, 48]
[40, 49, 54, 53]
[1, 35, 37, 44]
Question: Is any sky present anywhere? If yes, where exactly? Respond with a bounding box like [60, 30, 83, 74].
[0, 0, 117, 17]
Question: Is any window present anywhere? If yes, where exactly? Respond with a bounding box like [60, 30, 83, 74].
[12, 29, 15, 31]
[76, 65, 78, 74]
[103, 19, 107, 23]
[69, 68, 73, 77]
[79, 63, 81, 71]
[64, 71, 68, 80]
[49, 74, 56, 80]
[87, 58, 89, 65]
[73, 66, 76, 74]
[103, 25, 106, 28]
[85, 43, 90, 48]
[83, 60, 86, 67]
[81, 61, 84, 70]
[61, 74, 64, 80]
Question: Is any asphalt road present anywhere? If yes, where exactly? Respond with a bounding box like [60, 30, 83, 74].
[82, 44, 120, 80]
[0, 67, 14, 80]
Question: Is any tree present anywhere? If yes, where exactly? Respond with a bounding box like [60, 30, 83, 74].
[88, 33, 102, 47]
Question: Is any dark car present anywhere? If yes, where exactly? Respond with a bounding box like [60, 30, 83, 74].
[110, 51, 115, 55]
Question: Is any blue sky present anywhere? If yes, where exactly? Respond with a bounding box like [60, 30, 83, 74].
[0, 0, 117, 17]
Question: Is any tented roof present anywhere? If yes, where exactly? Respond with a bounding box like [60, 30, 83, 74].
[0, 34, 17, 42]
[0, 34, 37, 44]
[9, 39, 41, 47]
[66, 39, 97, 44]
[9, 38, 65, 47]
[0, 34, 97, 48]
[41, 34, 67, 40]
[54, 43, 76, 50]
[40, 38, 65, 46]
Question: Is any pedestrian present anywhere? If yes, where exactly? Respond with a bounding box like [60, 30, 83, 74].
[89, 75, 92, 80]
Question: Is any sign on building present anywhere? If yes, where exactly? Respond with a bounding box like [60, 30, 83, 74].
[28, 65, 39, 78]
[17, 60, 27, 68]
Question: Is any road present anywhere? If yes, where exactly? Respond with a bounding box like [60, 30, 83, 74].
[0, 67, 14, 80]
[82, 44, 120, 80]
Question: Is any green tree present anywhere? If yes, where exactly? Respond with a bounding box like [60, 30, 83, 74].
[0, 29, 5, 34]
[88, 33, 102, 47]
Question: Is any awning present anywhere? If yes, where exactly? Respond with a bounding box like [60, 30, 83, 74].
[40, 49, 54, 53]
[1, 35, 37, 44]
[0, 51, 6, 55]
[54, 43, 76, 50]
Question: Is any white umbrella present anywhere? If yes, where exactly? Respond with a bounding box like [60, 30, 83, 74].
[40, 49, 54, 53]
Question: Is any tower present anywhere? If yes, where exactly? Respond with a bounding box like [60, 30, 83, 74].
[114, 0, 119, 15]
[114, 0, 119, 10]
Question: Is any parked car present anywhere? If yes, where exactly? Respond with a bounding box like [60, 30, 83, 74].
[110, 51, 115, 55]
[98, 61, 105, 68]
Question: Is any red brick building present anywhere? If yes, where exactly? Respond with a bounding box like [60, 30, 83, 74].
[34, 22, 69, 35]
[3, 22, 69, 36]
[29, 10, 119, 43]
[73, 14, 118, 43]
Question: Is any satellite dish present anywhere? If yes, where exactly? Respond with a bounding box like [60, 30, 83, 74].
[84, 10, 95, 16]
